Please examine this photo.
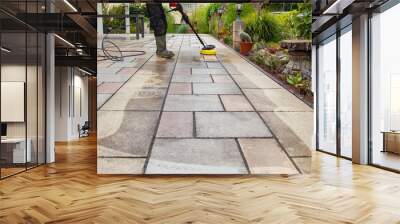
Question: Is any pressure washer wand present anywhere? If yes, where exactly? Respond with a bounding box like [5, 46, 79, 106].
[169, 3, 216, 52]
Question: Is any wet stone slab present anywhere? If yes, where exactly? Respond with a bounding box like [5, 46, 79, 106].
[192, 83, 242, 95]
[172, 74, 212, 83]
[192, 68, 227, 75]
[101, 88, 166, 111]
[98, 111, 159, 157]
[164, 95, 223, 112]
[196, 112, 272, 138]
[145, 138, 248, 174]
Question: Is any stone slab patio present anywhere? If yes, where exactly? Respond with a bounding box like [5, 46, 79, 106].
[97, 34, 313, 175]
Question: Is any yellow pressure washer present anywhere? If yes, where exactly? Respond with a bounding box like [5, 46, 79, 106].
[169, 3, 217, 56]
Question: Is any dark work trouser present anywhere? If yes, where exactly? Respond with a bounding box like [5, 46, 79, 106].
[146, 3, 167, 37]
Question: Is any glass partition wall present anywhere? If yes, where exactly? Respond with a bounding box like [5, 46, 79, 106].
[370, 3, 400, 171]
[317, 25, 353, 159]
[0, 1, 46, 179]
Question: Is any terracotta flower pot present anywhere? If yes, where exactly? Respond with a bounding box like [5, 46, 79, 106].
[240, 42, 253, 56]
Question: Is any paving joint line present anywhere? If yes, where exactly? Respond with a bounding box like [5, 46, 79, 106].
[216, 53, 303, 175]
[143, 35, 185, 174]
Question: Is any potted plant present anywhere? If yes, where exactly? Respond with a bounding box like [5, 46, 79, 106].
[239, 32, 253, 56]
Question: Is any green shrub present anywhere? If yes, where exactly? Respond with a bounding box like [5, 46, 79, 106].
[176, 24, 189, 33]
[223, 36, 233, 46]
[190, 5, 210, 34]
[244, 11, 282, 43]
[222, 3, 256, 33]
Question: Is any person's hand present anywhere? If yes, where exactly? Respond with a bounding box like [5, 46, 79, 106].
[169, 3, 177, 9]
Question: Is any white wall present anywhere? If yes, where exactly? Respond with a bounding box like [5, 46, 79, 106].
[55, 67, 89, 141]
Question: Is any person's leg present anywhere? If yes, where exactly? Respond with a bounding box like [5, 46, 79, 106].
[146, 3, 174, 58]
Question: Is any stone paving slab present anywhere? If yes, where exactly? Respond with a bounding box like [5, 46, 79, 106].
[101, 88, 166, 111]
[192, 68, 227, 75]
[172, 74, 212, 83]
[244, 89, 313, 112]
[220, 95, 254, 111]
[238, 138, 298, 175]
[168, 83, 192, 95]
[97, 93, 112, 109]
[192, 83, 242, 95]
[97, 82, 124, 94]
[98, 111, 159, 157]
[156, 112, 193, 138]
[260, 112, 312, 157]
[98, 158, 145, 174]
[196, 112, 272, 138]
[164, 95, 223, 111]
[145, 139, 248, 174]
[211, 75, 235, 84]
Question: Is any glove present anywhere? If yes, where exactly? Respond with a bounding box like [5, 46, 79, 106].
[169, 3, 177, 8]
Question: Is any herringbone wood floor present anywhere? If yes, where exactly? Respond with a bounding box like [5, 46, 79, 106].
[1, 135, 400, 224]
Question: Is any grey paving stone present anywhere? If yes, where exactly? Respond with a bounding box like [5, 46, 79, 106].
[243, 89, 313, 112]
[193, 83, 241, 95]
[292, 157, 312, 174]
[232, 74, 281, 89]
[238, 138, 298, 175]
[231, 75, 259, 89]
[97, 158, 145, 174]
[211, 75, 235, 83]
[145, 139, 248, 174]
[192, 68, 227, 75]
[101, 88, 166, 111]
[260, 112, 312, 157]
[164, 95, 223, 111]
[97, 93, 112, 109]
[207, 62, 223, 68]
[168, 83, 192, 95]
[172, 74, 212, 83]
[196, 112, 272, 138]
[98, 111, 159, 157]
[220, 95, 254, 111]
[157, 112, 193, 138]
[123, 74, 170, 88]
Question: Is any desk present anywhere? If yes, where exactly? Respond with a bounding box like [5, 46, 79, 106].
[1, 138, 31, 163]
[382, 131, 400, 154]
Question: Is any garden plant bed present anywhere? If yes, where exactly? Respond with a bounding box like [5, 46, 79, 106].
[219, 39, 313, 108]
[244, 55, 314, 107]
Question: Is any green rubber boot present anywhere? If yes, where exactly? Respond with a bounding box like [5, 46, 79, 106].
[155, 35, 175, 59]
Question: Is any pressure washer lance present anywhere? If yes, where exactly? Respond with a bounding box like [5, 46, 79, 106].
[168, 3, 217, 55]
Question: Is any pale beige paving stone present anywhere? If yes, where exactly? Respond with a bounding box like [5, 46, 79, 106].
[98, 158, 145, 174]
[192, 83, 241, 95]
[243, 89, 312, 112]
[211, 75, 235, 83]
[101, 88, 166, 111]
[164, 95, 223, 112]
[98, 111, 159, 157]
[220, 95, 254, 111]
[168, 83, 192, 95]
[145, 139, 248, 174]
[192, 68, 227, 75]
[260, 112, 312, 157]
[238, 138, 298, 175]
[156, 112, 193, 138]
[172, 74, 212, 83]
[196, 112, 272, 138]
